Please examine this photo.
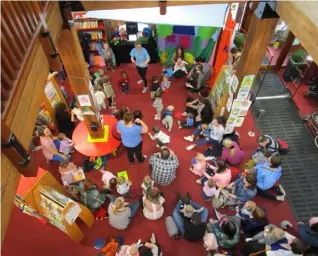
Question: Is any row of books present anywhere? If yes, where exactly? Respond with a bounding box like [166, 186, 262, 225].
[86, 32, 104, 40]
[75, 20, 104, 30]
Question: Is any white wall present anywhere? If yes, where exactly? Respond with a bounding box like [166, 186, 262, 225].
[85, 4, 228, 27]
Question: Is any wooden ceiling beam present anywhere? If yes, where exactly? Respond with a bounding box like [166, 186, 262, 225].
[273, 1, 318, 63]
[81, 1, 241, 11]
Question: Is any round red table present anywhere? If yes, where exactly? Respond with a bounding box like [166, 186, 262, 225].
[72, 115, 121, 157]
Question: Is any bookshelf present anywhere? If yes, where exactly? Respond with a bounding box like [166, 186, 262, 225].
[74, 18, 107, 67]
[16, 169, 94, 242]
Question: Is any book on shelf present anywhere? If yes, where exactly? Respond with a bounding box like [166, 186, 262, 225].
[75, 20, 104, 30]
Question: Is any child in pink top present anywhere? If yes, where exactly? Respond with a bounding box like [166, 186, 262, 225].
[221, 139, 245, 165]
[189, 153, 207, 176]
[58, 133, 73, 156]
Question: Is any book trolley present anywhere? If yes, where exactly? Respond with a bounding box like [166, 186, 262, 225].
[15, 168, 94, 242]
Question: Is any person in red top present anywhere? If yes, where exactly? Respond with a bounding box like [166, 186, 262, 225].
[118, 71, 130, 94]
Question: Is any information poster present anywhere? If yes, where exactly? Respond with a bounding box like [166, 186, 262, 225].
[208, 66, 233, 111]
[44, 81, 60, 107]
[77, 94, 91, 107]
[241, 75, 255, 89]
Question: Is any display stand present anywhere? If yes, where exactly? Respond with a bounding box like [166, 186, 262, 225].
[208, 65, 238, 119]
[16, 168, 94, 243]
[42, 73, 70, 124]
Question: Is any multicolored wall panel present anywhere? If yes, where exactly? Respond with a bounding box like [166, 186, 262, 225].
[156, 24, 221, 65]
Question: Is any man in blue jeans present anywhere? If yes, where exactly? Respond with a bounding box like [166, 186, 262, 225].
[173, 193, 208, 241]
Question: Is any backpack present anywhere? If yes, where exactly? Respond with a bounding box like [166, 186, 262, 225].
[276, 138, 289, 155]
[165, 216, 179, 238]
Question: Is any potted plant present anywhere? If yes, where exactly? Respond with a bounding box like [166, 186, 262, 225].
[283, 49, 308, 82]
[233, 33, 246, 51]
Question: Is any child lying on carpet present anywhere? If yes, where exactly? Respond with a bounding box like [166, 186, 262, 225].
[162, 105, 174, 132]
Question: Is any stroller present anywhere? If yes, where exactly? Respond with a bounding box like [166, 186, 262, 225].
[304, 77, 318, 101]
[303, 110, 318, 148]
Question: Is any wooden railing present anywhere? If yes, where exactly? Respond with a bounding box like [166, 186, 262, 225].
[1, 1, 45, 114]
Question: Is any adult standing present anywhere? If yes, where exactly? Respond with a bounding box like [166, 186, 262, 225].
[39, 127, 68, 163]
[298, 217, 318, 247]
[55, 102, 75, 139]
[149, 147, 179, 186]
[130, 39, 150, 93]
[141, 187, 165, 220]
[117, 111, 148, 165]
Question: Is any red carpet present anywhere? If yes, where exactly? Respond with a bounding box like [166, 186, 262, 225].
[2, 64, 296, 256]
[277, 69, 318, 118]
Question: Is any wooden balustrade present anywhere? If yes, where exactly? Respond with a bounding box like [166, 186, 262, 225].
[1, 1, 46, 114]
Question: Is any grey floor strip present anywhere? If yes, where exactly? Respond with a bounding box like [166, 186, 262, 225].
[251, 73, 318, 222]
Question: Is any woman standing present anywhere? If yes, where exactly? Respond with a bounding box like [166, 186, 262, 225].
[108, 196, 139, 230]
[39, 127, 68, 163]
[130, 40, 150, 93]
[55, 102, 74, 139]
[142, 187, 165, 220]
[116, 111, 148, 165]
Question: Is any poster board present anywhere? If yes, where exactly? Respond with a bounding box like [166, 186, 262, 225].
[208, 65, 238, 119]
[225, 74, 255, 131]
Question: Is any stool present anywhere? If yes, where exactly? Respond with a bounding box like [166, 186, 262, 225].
[94, 238, 105, 250]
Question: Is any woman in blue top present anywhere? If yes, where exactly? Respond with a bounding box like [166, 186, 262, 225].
[255, 156, 285, 201]
[117, 111, 148, 165]
[130, 39, 150, 93]
[227, 173, 257, 202]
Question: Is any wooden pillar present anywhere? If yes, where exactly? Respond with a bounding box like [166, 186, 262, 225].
[240, 2, 258, 34]
[159, 1, 167, 15]
[274, 30, 295, 70]
[235, 13, 279, 84]
[56, 27, 103, 138]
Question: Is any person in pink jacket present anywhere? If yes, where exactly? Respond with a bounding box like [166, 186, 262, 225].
[221, 139, 245, 165]
[196, 160, 232, 188]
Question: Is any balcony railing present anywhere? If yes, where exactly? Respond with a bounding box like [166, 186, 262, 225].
[1, 1, 46, 114]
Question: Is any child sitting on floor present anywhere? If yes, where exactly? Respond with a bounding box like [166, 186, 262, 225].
[202, 179, 217, 201]
[141, 175, 154, 195]
[248, 224, 287, 245]
[180, 204, 204, 220]
[118, 71, 130, 94]
[101, 170, 118, 191]
[160, 75, 171, 92]
[58, 133, 73, 156]
[117, 176, 132, 197]
[59, 160, 77, 176]
[148, 125, 170, 148]
[153, 91, 163, 120]
[235, 200, 256, 220]
[150, 76, 160, 100]
[173, 57, 188, 75]
[178, 112, 195, 129]
[189, 152, 208, 177]
[162, 105, 174, 132]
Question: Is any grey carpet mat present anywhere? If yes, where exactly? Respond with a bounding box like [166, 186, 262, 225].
[250, 71, 289, 100]
[251, 90, 318, 222]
